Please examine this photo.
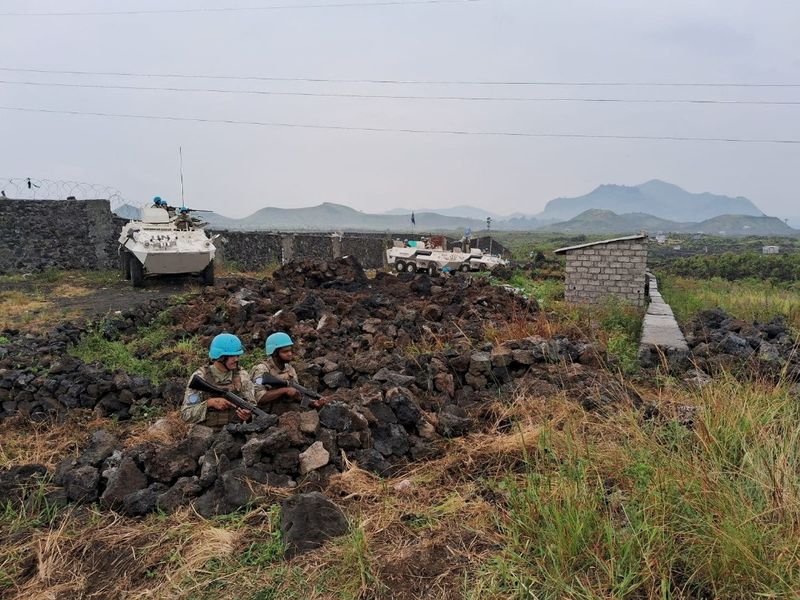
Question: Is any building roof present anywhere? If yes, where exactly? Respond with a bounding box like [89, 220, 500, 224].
[553, 233, 648, 255]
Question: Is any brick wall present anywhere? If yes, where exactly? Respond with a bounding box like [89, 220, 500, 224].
[563, 240, 647, 306]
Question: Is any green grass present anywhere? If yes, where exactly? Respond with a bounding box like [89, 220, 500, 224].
[659, 275, 800, 330]
[0, 336, 9, 345]
[68, 318, 203, 385]
[479, 375, 800, 599]
[501, 271, 565, 307]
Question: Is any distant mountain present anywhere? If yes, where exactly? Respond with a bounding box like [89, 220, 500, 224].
[543, 209, 797, 236]
[113, 203, 141, 220]
[538, 180, 763, 222]
[383, 205, 506, 220]
[202, 202, 486, 232]
[541, 209, 680, 234]
[695, 215, 796, 236]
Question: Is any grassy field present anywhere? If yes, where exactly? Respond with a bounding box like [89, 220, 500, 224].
[659, 275, 800, 330]
[2, 374, 799, 598]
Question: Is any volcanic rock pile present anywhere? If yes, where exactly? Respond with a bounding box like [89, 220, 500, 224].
[684, 308, 799, 379]
[2, 257, 631, 517]
[0, 300, 180, 420]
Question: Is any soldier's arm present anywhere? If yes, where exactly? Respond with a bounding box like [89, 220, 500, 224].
[181, 373, 208, 424]
[252, 365, 296, 404]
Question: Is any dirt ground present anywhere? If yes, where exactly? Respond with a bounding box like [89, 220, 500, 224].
[0, 274, 205, 330]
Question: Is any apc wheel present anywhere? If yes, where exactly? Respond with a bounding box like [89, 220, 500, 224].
[394, 261, 405, 272]
[119, 251, 131, 280]
[405, 263, 417, 273]
[130, 258, 145, 288]
[428, 265, 437, 276]
[202, 261, 215, 286]
[459, 263, 471, 273]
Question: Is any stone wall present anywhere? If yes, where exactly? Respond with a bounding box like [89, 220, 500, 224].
[0, 198, 491, 274]
[447, 236, 511, 258]
[563, 240, 647, 306]
[212, 231, 284, 270]
[0, 198, 120, 274]
[213, 231, 390, 271]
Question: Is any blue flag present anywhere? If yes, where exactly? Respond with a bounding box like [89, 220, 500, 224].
[411, 211, 416, 225]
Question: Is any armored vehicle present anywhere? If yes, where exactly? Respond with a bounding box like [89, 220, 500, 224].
[118, 205, 216, 287]
[386, 240, 507, 274]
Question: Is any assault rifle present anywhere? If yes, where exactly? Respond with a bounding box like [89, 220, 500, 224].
[257, 373, 324, 409]
[188, 375, 269, 418]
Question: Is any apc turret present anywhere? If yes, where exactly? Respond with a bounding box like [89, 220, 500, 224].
[118, 201, 216, 287]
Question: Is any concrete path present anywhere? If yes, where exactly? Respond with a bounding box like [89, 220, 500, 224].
[638, 275, 689, 367]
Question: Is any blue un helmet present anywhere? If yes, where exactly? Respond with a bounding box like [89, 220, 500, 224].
[153, 196, 164, 206]
[209, 333, 245, 360]
[266, 332, 293, 356]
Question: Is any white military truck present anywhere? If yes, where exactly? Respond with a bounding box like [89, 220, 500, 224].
[118, 205, 216, 287]
[386, 240, 506, 274]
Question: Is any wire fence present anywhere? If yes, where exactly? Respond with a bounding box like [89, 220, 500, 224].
[0, 177, 126, 210]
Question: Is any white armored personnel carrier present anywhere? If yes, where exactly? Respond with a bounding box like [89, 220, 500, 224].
[118, 203, 216, 287]
[386, 240, 507, 274]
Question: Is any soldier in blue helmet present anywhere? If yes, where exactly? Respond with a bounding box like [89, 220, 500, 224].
[251, 332, 326, 413]
[181, 333, 256, 428]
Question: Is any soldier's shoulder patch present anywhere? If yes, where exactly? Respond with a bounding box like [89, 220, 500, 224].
[187, 393, 201, 405]
[254, 377, 263, 385]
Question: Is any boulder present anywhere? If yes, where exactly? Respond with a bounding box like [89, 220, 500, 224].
[101, 456, 148, 509]
[436, 404, 471, 438]
[241, 428, 291, 467]
[386, 387, 422, 427]
[299, 441, 330, 475]
[299, 411, 320, 434]
[79, 430, 119, 467]
[323, 371, 348, 389]
[122, 483, 168, 516]
[319, 402, 368, 432]
[54, 460, 100, 503]
[157, 476, 203, 513]
[373, 368, 416, 388]
[280, 492, 349, 557]
[372, 423, 410, 457]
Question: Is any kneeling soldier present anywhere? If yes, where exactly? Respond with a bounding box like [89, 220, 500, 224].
[182, 333, 256, 428]
[251, 332, 325, 413]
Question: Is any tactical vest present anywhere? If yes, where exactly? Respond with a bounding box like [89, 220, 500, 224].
[202, 366, 244, 429]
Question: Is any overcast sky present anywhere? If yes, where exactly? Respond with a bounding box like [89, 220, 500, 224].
[1, 0, 798, 218]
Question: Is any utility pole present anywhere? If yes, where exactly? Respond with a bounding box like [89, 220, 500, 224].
[486, 216, 493, 255]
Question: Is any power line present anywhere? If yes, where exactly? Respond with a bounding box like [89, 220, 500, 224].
[0, 0, 482, 17]
[1, 79, 798, 105]
[2, 105, 799, 144]
[1, 66, 798, 88]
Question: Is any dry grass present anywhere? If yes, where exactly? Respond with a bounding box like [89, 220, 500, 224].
[484, 312, 583, 345]
[0, 291, 51, 330]
[0, 413, 105, 469]
[51, 284, 92, 299]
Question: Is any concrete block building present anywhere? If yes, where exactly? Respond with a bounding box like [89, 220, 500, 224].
[554, 234, 648, 306]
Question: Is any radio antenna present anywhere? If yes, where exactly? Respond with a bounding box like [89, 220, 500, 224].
[179, 146, 185, 208]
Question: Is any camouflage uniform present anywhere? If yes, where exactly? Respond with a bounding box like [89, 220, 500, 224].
[251, 357, 299, 415]
[181, 363, 255, 428]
